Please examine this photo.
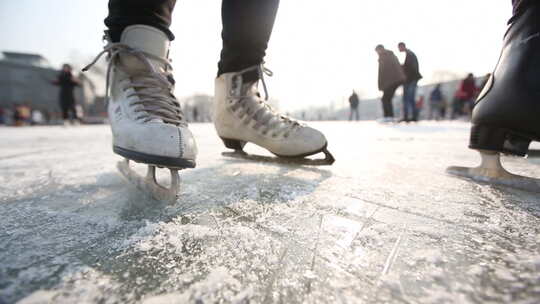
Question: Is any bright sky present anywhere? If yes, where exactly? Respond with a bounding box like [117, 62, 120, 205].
[0, 0, 512, 112]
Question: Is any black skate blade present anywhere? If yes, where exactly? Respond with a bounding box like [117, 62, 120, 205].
[117, 159, 180, 203]
[446, 165, 540, 193]
[113, 146, 196, 169]
[222, 149, 335, 166]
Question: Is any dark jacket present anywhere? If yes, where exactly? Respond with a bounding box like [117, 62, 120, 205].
[349, 92, 359, 108]
[55, 71, 79, 104]
[429, 86, 444, 103]
[378, 50, 406, 91]
[402, 50, 422, 83]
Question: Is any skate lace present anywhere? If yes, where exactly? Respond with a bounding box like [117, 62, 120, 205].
[231, 65, 301, 138]
[83, 43, 185, 126]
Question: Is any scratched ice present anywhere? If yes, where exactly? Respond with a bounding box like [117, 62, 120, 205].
[1, 122, 539, 303]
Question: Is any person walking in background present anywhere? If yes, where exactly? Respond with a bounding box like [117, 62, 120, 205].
[348, 90, 360, 121]
[13, 103, 31, 126]
[428, 84, 446, 120]
[53, 64, 80, 125]
[192, 106, 199, 122]
[398, 42, 422, 122]
[452, 73, 477, 119]
[375, 45, 405, 123]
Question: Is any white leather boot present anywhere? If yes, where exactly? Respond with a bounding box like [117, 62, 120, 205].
[83, 25, 197, 202]
[85, 25, 197, 169]
[213, 65, 334, 165]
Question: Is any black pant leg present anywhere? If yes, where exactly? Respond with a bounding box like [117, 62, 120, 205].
[105, 0, 177, 42]
[60, 102, 69, 120]
[218, 0, 280, 81]
[381, 92, 389, 118]
[381, 85, 397, 118]
[70, 103, 78, 120]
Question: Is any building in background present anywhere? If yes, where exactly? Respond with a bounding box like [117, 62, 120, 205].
[0, 51, 105, 124]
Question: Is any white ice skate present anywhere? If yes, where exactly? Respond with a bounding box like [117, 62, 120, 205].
[446, 150, 540, 193]
[83, 25, 197, 202]
[213, 65, 334, 166]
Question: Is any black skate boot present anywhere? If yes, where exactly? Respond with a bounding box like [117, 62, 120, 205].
[447, 3, 540, 192]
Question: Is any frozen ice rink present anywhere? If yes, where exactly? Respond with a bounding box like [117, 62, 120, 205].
[1, 122, 539, 303]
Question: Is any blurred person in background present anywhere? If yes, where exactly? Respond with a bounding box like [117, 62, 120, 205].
[348, 90, 360, 121]
[52, 64, 80, 125]
[452, 73, 477, 119]
[398, 42, 422, 122]
[428, 84, 446, 120]
[193, 107, 199, 122]
[13, 103, 31, 127]
[375, 44, 405, 123]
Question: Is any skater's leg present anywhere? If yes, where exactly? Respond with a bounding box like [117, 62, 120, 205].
[104, 0, 177, 42]
[381, 89, 392, 118]
[403, 82, 417, 121]
[68, 100, 78, 121]
[410, 82, 418, 120]
[381, 86, 396, 118]
[213, 0, 333, 164]
[388, 86, 396, 118]
[447, 0, 540, 191]
[91, 0, 196, 167]
[218, 0, 280, 81]
[60, 101, 69, 120]
[401, 84, 409, 120]
[440, 106, 446, 120]
[84, 0, 197, 202]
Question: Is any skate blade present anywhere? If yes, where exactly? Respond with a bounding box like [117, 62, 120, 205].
[117, 159, 180, 203]
[447, 152, 540, 193]
[222, 149, 335, 166]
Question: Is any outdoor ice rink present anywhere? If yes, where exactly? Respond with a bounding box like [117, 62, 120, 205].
[1, 121, 539, 303]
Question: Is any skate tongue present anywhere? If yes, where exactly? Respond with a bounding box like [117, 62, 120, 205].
[119, 25, 170, 75]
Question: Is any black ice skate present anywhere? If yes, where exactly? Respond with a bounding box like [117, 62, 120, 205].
[447, 5, 540, 192]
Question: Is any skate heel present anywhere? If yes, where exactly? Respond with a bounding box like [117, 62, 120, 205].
[469, 124, 532, 157]
[220, 137, 246, 151]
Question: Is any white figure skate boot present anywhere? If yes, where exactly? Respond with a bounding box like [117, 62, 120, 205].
[214, 65, 334, 166]
[83, 25, 197, 202]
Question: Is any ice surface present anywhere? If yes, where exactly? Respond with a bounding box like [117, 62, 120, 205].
[1, 122, 539, 303]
